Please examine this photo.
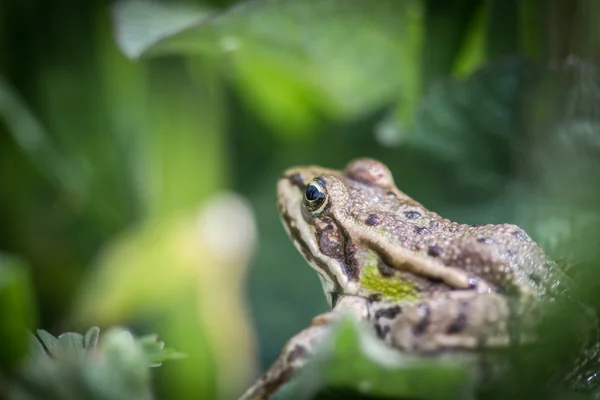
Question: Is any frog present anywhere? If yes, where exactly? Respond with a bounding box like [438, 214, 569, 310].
[239, 158, 596, 400]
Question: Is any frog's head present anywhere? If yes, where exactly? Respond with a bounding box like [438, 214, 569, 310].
[277, 159, 400, 307]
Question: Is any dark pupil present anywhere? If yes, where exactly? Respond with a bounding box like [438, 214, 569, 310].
[305, 184, 324, 202]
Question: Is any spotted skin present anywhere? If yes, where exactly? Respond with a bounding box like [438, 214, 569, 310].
[239, 159, 597, 400]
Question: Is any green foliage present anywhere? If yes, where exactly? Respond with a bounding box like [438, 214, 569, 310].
[113, 0, 423, 135]
[421, 0, 484, 82]
[8, 327, 183, 400]
[0, 74, 81, 196]
[274, 320, 474, 400]
[2, 0, 600, 399]
[407, 57, 528, 192]
[0, 255, 37, 372]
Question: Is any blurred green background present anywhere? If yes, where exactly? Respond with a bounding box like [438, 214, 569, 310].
[2, 0, 600, 398]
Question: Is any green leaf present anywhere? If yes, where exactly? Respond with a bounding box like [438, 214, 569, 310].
[0, 255, 37, 370]
[84, 327, 100, 351]
[274, 319, 474, 400]
[11, 327, 183, 400]
[112, 0, 424, 135]
[35, 330, 61, 358]
[485, 0, 519, 59]
[112, 1, 215, 59]
[380, 57, 528, 193]
[453, 2, 487, 78]
[56, 332, 85, 359]
[0, 74, 81, 196]
[421, 0, 483, 86]
[138, 333, 187, 367]
[26, 331, 48, 360]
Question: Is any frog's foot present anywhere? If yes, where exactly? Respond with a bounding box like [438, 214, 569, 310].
[371, 291, 533, 352]
[238, 313, 335, 400]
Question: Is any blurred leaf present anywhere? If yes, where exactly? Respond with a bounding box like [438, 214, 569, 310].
[143, 59, 228, 218]
[274, 319, 475, 400]
[26, 332, 48, 360]
[11, 327, 180, 400]
[421, 0, 483, 86]
[70, 216, 200, 323]
[70, 192, 256, 323]
[512, 59, 600, 267]
[99, 328, 184, 369]
[453, 2, 486, 78]
[112, 1, 215, 59]
[519, 0, 544, 58]
[112, 0, 423, 135]
[56, 333, 85, 359]
[84, 327, 100, 350]
[31, 328, 99, 361]
[138, 334, 187, 368]
[35, 330, 61, 358]
[71, 192, 258, 399]
[485, 0, 519, 59]
[379, 57, 529, 194]
[71, 193, 252, 323]
[0, 255, 37, 371]
[0, 74, 81, 197]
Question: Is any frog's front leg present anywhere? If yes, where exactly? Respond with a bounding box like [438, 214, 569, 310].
[239, 296, 369, 400]
[238, 314, 330, 400]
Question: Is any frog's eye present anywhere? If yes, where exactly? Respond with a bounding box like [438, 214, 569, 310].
[303, 179, 328, 214]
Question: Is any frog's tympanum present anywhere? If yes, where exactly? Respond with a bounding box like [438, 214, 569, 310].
[240, 159, 598, 400]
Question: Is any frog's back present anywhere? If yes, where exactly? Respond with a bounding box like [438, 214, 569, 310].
[339, 166, 568, 298]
